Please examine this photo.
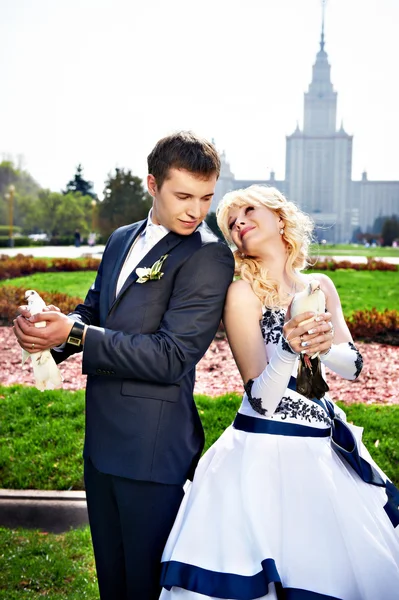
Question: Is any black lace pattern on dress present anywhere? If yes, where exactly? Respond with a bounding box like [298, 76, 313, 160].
[260, 308, 296, 355]
[244, 379, 267, 416]
[348, 342, 363, 379]
[260, 308, 285, 345]
[275, 396, 331, 425]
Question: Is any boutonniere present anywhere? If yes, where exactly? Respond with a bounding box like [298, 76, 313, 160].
[136, 254, 168, 284]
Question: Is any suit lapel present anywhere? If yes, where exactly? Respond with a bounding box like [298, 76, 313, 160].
[109, 230, 185, 312]
[108, 220, 147, 307]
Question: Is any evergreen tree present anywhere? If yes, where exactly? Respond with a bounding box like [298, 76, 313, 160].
[64, 164, 96, 198]
[205, 212, 222, 239]
[98, 168, 152, 238]
[381, 216, 399, 246]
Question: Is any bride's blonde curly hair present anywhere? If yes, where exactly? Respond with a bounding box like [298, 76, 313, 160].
[216, 185, 314, 308]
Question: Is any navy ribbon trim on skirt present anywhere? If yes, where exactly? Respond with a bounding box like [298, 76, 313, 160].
[161, 558, 343, 600]
[233, 376, 399, 529]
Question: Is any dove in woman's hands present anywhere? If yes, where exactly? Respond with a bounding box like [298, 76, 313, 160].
[21, 290, 63, 391]
[290, 280, 330, 400]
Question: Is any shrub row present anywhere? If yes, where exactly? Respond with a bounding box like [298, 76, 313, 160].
[0, 236, 47, 248]
[0, 286, 83, 325]
[0, 225, 22, 236]
[217, 307, 399, 345]
[1, 284, 398, 343]
[347, 308, 399, 345]
[1, 254, 396, 283]
[0, 254, 101, 280]
[308, 257, 398, 271]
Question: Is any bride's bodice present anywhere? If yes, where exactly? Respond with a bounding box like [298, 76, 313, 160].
[238, 307, 332, 428]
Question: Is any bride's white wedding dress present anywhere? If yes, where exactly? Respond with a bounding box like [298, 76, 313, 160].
[160, 308, 399, 600]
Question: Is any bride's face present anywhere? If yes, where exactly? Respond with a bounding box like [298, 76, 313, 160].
[227, 204, 282, 255]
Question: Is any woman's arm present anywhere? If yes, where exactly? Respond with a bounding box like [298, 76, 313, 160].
[223, 280, 324, 415]
[311, 273, 363, 380]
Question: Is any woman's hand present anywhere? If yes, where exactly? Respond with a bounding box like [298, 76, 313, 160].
[283, 311, 334, 355]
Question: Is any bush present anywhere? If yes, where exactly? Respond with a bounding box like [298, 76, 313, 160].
[0, 286, 83, 325]
[0, 254, 101, 280]
[0, 225, 22, 236]
[0, 236, 47, 248]
[348, 308, 399, 345]
[309, 257, 398, 272]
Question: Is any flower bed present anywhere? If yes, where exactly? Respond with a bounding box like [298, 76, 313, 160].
[1, 327, 397, 404]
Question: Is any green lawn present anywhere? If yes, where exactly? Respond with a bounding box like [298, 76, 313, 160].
[313, 270, 399, 314]
[0, 272, 96, 299]
[1, 385, 398, 490]
[1, 269, 397, 316]
[310, 244, 399, 257]
[0, 526, 97, 599]
[1, 385, 398, 598]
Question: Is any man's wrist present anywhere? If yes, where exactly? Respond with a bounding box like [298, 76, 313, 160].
[66, 321, 86, 347]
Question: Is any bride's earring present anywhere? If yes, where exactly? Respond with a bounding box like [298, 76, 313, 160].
[279, 228, 284, 235]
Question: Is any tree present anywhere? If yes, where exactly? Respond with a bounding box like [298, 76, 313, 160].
[205, 213, 222, 239]
[0, 160, 41, 229]
[98, 168, 152, 238]
[381, 216, 399, 246]
[64, 164, 96, 199]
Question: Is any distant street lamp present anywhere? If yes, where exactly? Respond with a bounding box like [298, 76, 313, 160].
[5, 184, 15, 248]
[91, 199, 97, 232]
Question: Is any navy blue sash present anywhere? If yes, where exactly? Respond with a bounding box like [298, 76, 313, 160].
[233, 376, 399, 528]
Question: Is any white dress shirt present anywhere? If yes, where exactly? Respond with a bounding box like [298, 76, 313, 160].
[115, 210, 169, 296]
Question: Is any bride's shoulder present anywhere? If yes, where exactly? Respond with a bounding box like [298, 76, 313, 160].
[225, 279, 262, 313]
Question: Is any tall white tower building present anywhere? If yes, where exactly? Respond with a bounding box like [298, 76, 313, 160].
[211, 6, 399, 242]
[285, 14, 353, 242]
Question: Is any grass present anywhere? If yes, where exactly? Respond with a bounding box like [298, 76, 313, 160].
[1, 385, 398, 490]
[309, 244, 399, 257]
[0, 526, 97, 599]
[0, 387, 398, 599]
[0, 272, 96, 300]
[0, 386, 85, 490]
[310, 270, 399, 314]
[1, 269, 398, 317]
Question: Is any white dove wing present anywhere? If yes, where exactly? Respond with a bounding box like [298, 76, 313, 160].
[21, 290, 63, 391]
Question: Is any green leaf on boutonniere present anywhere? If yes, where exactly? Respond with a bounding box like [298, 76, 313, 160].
[136, 254, 168, 284]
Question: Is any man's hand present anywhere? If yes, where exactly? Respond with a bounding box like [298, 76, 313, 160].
[17, 303, 61, 320]
[14, 311, 74, 352]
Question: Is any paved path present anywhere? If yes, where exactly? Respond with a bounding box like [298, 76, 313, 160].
[1, 246, 399, 264]
[0, 245, 105, 259]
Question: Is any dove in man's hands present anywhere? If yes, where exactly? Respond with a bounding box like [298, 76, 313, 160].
[290, 280, 329, 400]
[21, 290, 63, 391]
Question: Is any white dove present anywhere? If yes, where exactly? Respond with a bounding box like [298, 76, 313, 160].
[290, 279, 326, 332]
[290, 279, 329, 399]
[21, 290, 63, 392]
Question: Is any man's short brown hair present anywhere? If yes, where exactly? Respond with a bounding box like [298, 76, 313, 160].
[147, 131, 220, 189]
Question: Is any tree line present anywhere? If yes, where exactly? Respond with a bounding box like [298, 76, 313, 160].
[1, 160, 397, 245]
[0, 162, 153, 242]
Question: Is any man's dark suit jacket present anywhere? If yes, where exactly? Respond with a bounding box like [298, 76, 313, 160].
[53, 219, 234, 486]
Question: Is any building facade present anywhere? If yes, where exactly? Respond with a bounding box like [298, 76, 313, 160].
[211, 26, 399, 243]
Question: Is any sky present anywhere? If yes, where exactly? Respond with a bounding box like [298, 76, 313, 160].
[1, 0, 398, 197]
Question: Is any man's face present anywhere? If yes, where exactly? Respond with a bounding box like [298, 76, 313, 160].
[147, 168, 217, 235]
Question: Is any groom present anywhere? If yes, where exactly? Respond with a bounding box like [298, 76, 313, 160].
[14, 131, 234, 600]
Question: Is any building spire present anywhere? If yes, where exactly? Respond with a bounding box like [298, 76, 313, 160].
[320, 0, 327, 51]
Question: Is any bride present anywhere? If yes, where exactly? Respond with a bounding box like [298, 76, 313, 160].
[159, 185, 399, 600]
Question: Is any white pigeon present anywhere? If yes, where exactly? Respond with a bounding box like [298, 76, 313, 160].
[290, 279, 329, 399]
[21, 290, 63, 392]
[290, 279, 326, 331]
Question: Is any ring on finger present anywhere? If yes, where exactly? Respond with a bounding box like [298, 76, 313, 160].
[31, 343, 35, 350]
